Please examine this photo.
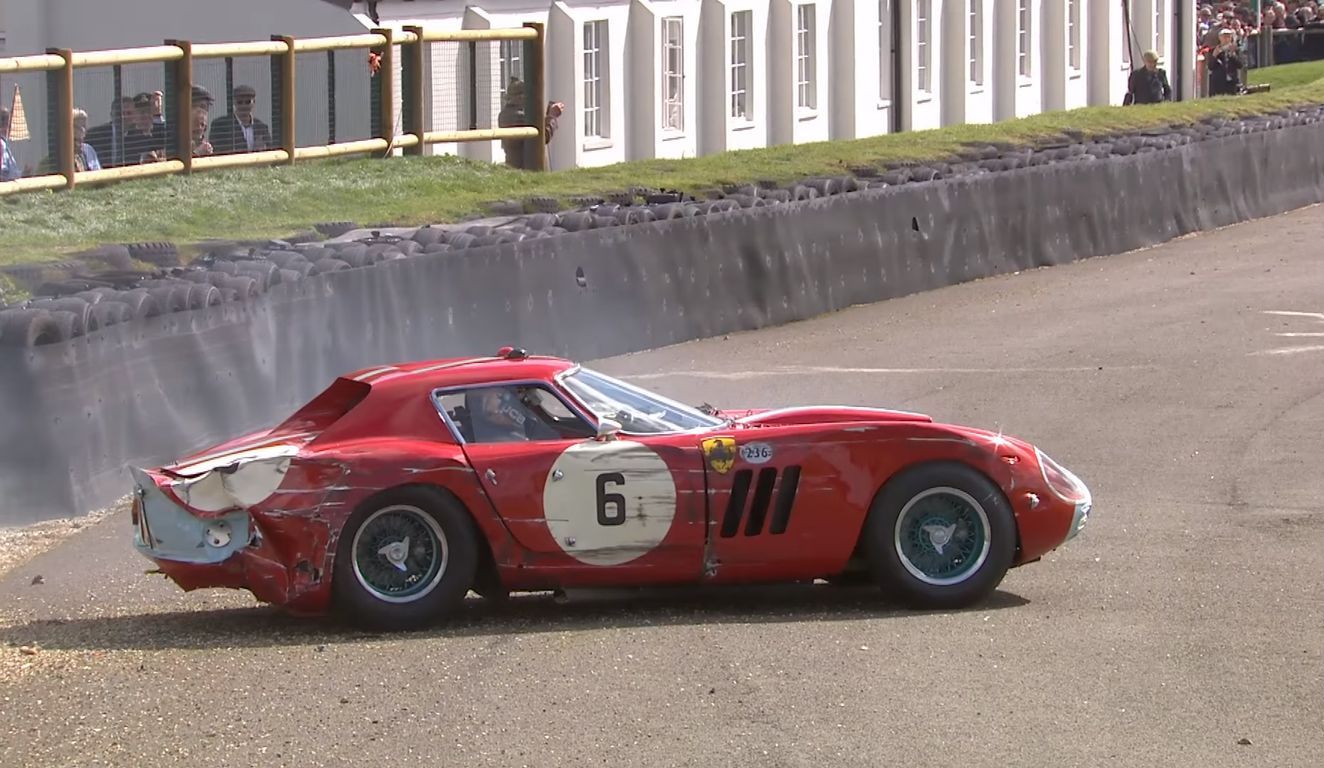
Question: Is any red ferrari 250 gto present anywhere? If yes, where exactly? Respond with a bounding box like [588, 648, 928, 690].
[130, 347, 1092, 629]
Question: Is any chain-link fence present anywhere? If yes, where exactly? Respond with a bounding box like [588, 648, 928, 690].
[0, 25, 544, 194]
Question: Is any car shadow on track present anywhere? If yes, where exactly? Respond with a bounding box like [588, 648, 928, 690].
[0, 582, 1030, 653]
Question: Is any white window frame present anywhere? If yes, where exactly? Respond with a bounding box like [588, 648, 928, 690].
[878, 0, 891, 104]
[661, 16, 684, 133]
[730, 10, 752, 121]
[1153, 0, 1165, 57]
[1068, 0, 1081, 71]
[582, 20, 608, 140]
[968, 0, 983, 87]
[1017, 0, 1032, 79]
[795, 4, 817, 111]
[498, 39, 523, 103]
[915, 0, 931, 95]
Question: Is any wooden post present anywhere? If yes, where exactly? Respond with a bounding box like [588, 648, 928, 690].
[165, 40, 193, 173]
[373, 27, 396, 153]
[48, 48, 76, 189]
[273, 35, 297, 164]
[524, 22, 547, 172]
[401, 25, 426, 156]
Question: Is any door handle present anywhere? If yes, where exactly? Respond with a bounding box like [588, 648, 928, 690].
[486, 468, 498, 485]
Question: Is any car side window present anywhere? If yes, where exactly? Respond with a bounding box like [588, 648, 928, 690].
[435, 385, 596, 444]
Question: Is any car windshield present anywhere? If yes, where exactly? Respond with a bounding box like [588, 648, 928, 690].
[559, 367, 725, 434]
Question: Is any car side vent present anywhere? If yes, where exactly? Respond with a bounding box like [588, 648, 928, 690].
[719, 466, 802, 538]
[769, 465, 801, 535]
[720, 470, 753, 538]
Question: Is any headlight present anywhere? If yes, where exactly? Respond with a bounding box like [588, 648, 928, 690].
[1035, 448, 1090, 503]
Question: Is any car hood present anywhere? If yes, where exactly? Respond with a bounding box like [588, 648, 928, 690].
[726, 405, 933, 427]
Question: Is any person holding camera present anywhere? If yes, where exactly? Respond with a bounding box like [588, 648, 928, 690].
[1207, 28, 1246, 97]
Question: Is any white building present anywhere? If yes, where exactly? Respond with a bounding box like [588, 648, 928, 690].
[358, 0, 1197, 171]
[1, 0, 1199, 174]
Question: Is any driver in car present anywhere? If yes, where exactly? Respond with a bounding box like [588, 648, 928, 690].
[470, 387, 531, 443]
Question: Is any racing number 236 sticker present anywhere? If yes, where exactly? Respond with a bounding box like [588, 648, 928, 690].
[544, 441, 677, 566]
[739, 442, 774, 465]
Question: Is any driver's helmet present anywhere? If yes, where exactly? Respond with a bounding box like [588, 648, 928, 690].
[466, 386, 531, 442]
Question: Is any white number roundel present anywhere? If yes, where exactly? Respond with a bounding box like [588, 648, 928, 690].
[542, 440, 677, 566]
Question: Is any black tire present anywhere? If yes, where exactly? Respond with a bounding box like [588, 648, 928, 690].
[267, 250, 312, 269]
[88, 300, 133, 331]
[186, 283, 223, 309]
[860, 462, 1016, 610]
[47, 310, 79, 342]
[0, 309, 63, 347]
[219, 275, 260, 299]
[557, 212, 593, 232]
[411, 226, 446, 246]
[126, 241, 180, 267]
[332, 486, 480, 631]
[148, 285, 190, 314]
[32, 298, 92, 337]
[450, 233, 482, 250]
[112, 289, 160, 319]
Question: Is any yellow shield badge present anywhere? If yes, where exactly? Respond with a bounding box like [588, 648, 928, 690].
[702, 436, 737, 475]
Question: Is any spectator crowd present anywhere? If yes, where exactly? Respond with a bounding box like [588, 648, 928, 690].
[0, 83, 272, 182]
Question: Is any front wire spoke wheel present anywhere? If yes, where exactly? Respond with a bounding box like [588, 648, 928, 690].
[894, 487, 991, 587]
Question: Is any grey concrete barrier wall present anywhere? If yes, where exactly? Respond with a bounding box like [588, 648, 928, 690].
[3, 119, 1324, 525]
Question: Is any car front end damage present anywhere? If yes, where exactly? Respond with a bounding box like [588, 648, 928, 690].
[129, 449, 349, 615]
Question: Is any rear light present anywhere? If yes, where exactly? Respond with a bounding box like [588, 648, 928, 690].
[1036, 448, 1089, 503]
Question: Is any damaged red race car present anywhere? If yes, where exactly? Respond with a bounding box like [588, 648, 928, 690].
[130, 347, 1092, 630]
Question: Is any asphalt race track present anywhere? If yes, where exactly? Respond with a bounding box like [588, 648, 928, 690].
[3, 204, 1323, 768]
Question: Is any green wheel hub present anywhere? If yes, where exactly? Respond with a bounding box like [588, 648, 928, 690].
[893, 487, 992, 586]
[351, 504, 449, 603]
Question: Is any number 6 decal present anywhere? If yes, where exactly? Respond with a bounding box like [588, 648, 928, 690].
[596, 472, 627, 526]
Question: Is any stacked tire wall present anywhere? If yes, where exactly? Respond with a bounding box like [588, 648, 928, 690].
[3, 111, 1324, 525]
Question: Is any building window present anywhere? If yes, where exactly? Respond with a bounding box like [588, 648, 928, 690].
[878, 0, 891, 102]
[1068, 0, 1081, 70]
[795, 4, 817, 109]
[730, 10, 752, 120]
[1017, 0, 1032, 77]
[499, 40, 523, 102]
[661, 16, 684, 131]
[916, 0, 930, 93]
[968, 0, 983, 86]
[1153, 0, 1165, 56]
[582, 20, 607, 139]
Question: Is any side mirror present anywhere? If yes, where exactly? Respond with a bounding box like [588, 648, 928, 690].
[595, 418, 622, 441]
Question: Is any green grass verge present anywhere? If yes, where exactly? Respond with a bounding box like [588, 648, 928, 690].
[1249, 59, 1324, 89]
[1, 62, 1322, 266]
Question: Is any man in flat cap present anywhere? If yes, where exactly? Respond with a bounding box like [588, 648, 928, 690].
[209, 84, 271, 155]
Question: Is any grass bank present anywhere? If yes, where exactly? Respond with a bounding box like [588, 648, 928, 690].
[1, 61, 1322, 265]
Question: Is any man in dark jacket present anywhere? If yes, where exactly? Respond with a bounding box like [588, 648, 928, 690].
[84, 96, 135, 167]
[208, 84, 272, 155]
[1207, 29, 1246, 96]
[1127, 50, 1173, 104]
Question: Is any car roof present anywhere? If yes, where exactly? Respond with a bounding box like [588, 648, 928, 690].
[341, 350, 577, 395]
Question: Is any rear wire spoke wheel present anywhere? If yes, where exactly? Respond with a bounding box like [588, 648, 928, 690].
[863, 463, 1016, 610]
[351, 505, 449, 603]
[333, 487, 480, 630]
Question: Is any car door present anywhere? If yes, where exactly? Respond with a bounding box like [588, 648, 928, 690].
[697, 424, 876, 583]
[446, 384, 707, 585]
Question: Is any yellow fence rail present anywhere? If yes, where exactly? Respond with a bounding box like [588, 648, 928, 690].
[0, 23, 547, 197]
